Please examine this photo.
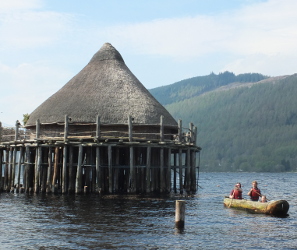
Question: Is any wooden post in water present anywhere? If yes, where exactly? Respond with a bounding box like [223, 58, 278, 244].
[167, 148, 171, 193]
[62, 145, 68, 193]
[108, 145, 113, 193]
[17, 146, 23, 191]
[24, 146, 30, 193]
[175, 200, 186, 229]
[52, 147, 59, 193]
[0, 149, 3, 191]
[34, 146, 42, 193]
[68, 146, 74, 193]
[146, 146, 151, 193]
[160, 147, 164, 192]
[129, 146, 135, 193]
[95, 146, 101, 193]
[75, 144, 83, 193]
[46, 147, 53, 193]
[11, 147, 17, 191]
[178, 148, 183, 194]
[186, 148, 191, 192]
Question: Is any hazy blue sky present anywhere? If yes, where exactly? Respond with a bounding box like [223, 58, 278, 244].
[1, 0, 297, 125]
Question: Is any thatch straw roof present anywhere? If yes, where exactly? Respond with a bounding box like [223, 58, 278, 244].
[26, 43, 177, 127]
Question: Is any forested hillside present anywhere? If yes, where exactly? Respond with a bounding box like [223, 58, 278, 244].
[150, 71, 267, 105]
[150, 72, 297, 172]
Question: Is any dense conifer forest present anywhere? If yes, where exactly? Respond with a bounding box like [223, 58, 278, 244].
[150, 72, 297, 172]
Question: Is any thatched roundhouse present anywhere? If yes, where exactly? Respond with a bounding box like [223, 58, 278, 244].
[0, 43, 201, 195]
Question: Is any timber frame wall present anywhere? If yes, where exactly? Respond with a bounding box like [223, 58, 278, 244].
[0, 116, 201, 194]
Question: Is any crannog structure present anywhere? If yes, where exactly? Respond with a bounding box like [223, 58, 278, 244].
[0, 43, 201, 195]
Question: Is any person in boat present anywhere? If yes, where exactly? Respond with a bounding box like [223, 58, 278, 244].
[260, 195, 267, 202]
[229, 182, 242, 199]
[247, 180, 261, 201]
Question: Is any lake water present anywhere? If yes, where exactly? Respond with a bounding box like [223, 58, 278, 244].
[0, 172, 296, 249]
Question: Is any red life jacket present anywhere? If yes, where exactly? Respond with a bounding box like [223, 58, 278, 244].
[231, 188, 242, 199]
[250, 188, 261, 201]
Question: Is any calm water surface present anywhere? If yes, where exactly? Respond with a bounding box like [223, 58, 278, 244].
[0, 172, 296, 249]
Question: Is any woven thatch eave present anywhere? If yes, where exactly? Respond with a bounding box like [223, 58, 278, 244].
[26, 43, 177, 128]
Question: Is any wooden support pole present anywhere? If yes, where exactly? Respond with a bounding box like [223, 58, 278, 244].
[46, 147, 53, 193]
[17, 146, 23, 190]
[68, 146, 74, 193]
[193, 126, 197, 146]
[62, 145, 68, 193]
[75, 144, 83, 193]
[129, 146, 135, 192]
[108, 145, 113, 193]
[160, 147, 164, 192]
[128, 115, 133, 142]
[64, 115, 69, 141]
[179, 148, 183, 194]
[11, 147, 17, 190]
[186, 148, 191, 192]
[36, 119, 40, 139]
[8, 147, 13, 191]
[15, 120, 20, 141]
[146, 146, 151, 193]
[96, 115, 100, 140]
[114, 147, 119, 193]
[191, 150, 197, 192]
[24, 146, 30, 193]
[167, 148, 171, 193]
[178, 120, 182, 143]
[174, 152, 177, 193]
[95, 146, 101, 193]
[52, 147, 59, 192]
[175, 200, 186, 229]
[0, 149, 3, 191]
[34, 146, 42, 193]
[160, 115, 164, 142]
[189, 122, 194, 143]
[4, 149, 9, 191]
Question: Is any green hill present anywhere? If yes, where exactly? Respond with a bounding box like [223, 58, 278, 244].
[150, 72, 297, 172]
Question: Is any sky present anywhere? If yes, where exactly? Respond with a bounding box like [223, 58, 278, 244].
[1, 0, 297, 126]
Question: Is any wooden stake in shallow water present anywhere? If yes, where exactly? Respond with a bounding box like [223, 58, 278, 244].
[175, 200, 186, 229]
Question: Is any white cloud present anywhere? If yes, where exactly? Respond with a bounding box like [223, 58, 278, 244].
[0, 0, 74, 49]
[101, 0, 297, 60]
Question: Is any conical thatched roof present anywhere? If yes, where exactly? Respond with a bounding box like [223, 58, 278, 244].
[26, 43, 177, 127]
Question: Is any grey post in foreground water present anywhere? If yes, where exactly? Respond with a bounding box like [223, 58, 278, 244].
[175, 200, 186, 228]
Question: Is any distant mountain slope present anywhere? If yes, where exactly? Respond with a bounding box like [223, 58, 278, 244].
[150, 72, 297, 172]
[149, 71, 267, 105]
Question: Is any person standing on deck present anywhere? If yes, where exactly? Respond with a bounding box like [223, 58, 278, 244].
[248, 180, 261, 201]
[229, 183, 242, 199]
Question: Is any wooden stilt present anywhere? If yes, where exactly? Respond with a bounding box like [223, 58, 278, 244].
[95, 146, 101, 193]
[52, 147, 59, 192]
[75, 144, 83, 193]
[68, 146, 74, 193]
[129, 146, 135, 193]
[179, 148, 183, 194]
[17, 147, 23, 191]
[167, 148, 171, 193]
[186, 148, 191, 192]
[34, 146, 42, 193]
[108, 145, 113, 193]
[11, 147, 17, 191]
[62, 145, 68, 193]
[0, 149, 3, 191]
[160, 147, 164, 193]
[46, 147, 53, 193]
[146, 146, 151, 193]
